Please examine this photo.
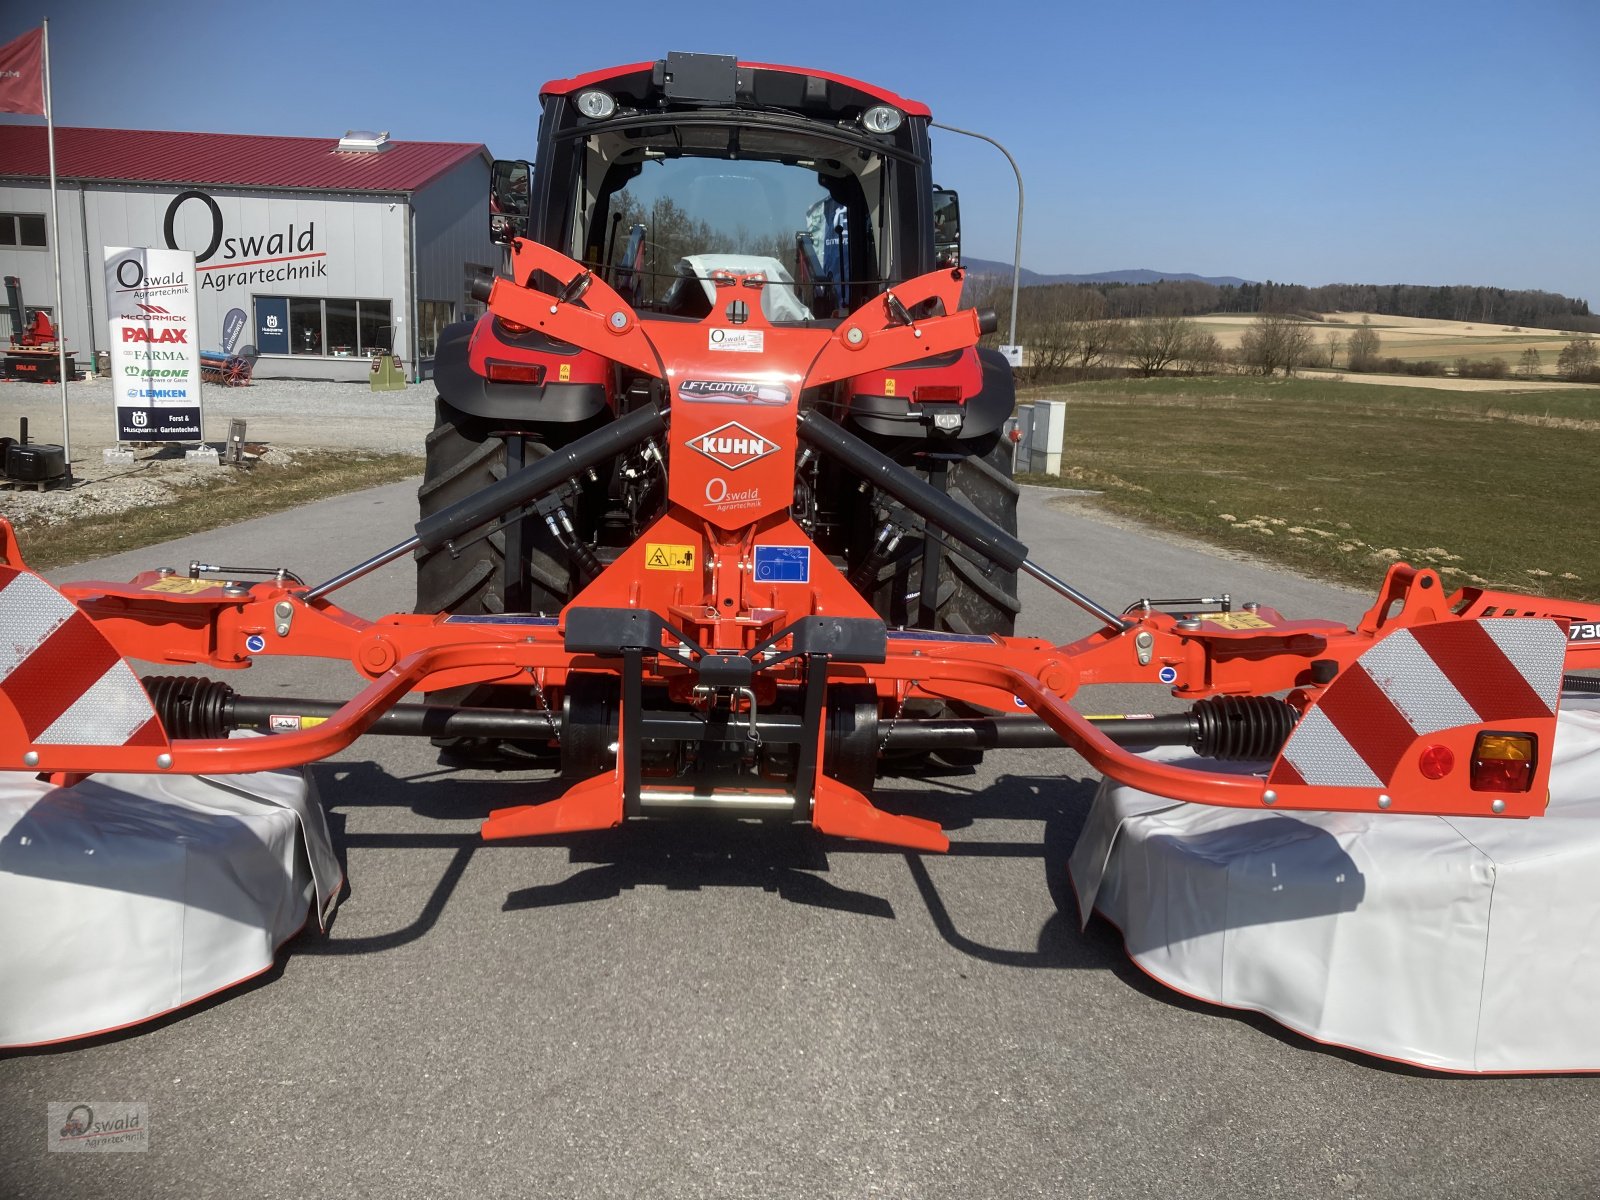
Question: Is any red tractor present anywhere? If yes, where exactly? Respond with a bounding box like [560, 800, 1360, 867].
[0, 53, 1596, 865]
[422, 53, 1018, 767]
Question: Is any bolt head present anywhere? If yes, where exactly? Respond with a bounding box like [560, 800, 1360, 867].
[23, 751, 38, 767]
[1262, 789, 1277, 806]
[609, 310, 628, 330]
[845, 327, 865, 346]
[156, 753, 173, 770]
[1377, 794, 1392, 809]
[1492, 798, 1507, 814]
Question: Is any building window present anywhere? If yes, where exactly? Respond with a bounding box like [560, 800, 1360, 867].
[0, 213, 48, 249]
[418, 300, 454, 358]
[256, 295, 393, 355]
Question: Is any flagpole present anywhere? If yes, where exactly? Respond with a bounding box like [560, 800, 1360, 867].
[41, 18, 71, 467]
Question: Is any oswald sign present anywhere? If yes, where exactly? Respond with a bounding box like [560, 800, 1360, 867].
[104, 246, 203, 442]
[162, 189, 326, 293]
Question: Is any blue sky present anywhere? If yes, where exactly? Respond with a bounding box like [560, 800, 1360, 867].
[5, 0, 1597, 303]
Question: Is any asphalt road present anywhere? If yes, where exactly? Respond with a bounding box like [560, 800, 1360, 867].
[4, 484, 1598, 1199]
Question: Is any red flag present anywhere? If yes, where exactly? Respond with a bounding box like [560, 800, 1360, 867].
[0, 27, 44, 117]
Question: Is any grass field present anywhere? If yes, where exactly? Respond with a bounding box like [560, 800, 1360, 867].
[1022, 376, 1600, 602]
[17, 451, 423, 570]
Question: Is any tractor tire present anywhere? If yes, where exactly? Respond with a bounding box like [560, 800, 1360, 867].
[415, 398, 570, 764]
[416, 399, 569, 619]
[869, 430, 1022, 637]
[869, 431, 1021, 771]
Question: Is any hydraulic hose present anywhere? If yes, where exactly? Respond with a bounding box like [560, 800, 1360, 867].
[796, 409, 1029, 571]
[413, 403, 665, 553]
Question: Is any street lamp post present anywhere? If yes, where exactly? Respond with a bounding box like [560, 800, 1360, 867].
[931, 121, 1025, 354]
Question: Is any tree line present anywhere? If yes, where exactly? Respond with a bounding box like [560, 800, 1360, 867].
[968, 280, 1600, 383]
[974, 276, 1599, 334]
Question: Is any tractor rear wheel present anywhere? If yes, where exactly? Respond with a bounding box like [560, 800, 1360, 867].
[868, 430, 1021, 637]
[869, 430, 1022, 770]
[415, 398, 569, 618]
[415, 398, 570, 762]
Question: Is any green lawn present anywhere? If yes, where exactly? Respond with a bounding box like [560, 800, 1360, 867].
[1020, 376, 1600, 602]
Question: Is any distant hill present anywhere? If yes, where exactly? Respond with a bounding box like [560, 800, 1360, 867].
[963, 257, 1250, 289]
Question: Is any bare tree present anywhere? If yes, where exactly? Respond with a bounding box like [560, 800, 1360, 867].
[1239, 313, 1316, 376]
[1322, 330, 1344, 369]
[1517, 347, 1543, 379]
[1124, 315, 1194, 376]
[1556, 336, 1600, 382]
[1021, 287, 1122, 378]
[1346, 317, 1381, 372]
[1181, 331, 1225, 375]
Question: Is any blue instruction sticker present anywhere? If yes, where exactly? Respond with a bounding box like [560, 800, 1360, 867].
[753, 545, 810, 583]
[245, 634, 266, 653]
[1158, 665, 1178, 684]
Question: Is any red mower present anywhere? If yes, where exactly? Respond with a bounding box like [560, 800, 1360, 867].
[3, 54, 1599, 873]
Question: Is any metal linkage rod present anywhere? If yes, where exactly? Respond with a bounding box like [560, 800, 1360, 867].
[1021, 559, 1129, 633]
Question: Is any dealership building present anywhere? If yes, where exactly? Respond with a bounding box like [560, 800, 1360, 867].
[0, 125, 497, 381]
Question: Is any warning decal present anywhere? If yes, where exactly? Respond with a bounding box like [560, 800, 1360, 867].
[143, 578, 222, 595]
[1195, 612, 1273, 631]
[645, 543, 697, 571]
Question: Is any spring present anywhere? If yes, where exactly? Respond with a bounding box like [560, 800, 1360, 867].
[1189, 695, 1298, 762]
[144, 676, 236, 740]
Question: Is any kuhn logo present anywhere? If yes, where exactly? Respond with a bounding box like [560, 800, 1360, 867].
[679, 379, 790, 406]
[687, 422, 778, 470]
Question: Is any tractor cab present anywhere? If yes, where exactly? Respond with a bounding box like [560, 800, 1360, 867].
[489, 52, 958, 323]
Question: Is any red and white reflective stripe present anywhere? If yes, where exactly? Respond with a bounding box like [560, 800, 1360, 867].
[0, 566, 163, 748]
[1273, 618, 1567, 788]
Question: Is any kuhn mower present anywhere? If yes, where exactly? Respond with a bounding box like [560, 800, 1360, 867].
[4, 53, 1600, 869]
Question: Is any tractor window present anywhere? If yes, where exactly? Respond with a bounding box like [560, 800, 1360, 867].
[570, 124, 889, 323]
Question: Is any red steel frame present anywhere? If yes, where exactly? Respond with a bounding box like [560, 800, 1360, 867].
[4, 240, 1598, 851]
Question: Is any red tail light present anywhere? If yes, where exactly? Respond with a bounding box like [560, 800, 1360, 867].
[1470, 732, 1536, 793]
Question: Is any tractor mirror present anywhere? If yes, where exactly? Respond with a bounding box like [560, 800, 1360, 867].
[933, 187, 961, 269]
[490, 159, 532, 244]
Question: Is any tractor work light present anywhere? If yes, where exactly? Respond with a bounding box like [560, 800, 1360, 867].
[1470, 732, 1537, 793]
[576, 90, 617, 119]
[862, 105, 903, 133]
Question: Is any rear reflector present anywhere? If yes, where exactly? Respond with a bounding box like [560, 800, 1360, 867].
[487, 361, 544, 385]
[913, 385, 963, 403]
[1470, 732, 1535, 793]
[1417, 744, 1454, 780]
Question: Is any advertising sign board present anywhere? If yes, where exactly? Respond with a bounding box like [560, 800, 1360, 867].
[104, 246, 203, 442]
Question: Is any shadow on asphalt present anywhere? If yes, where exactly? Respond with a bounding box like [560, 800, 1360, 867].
[2, 756, 1521, 1079]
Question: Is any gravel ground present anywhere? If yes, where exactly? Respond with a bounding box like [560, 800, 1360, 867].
[0, 375, 433, 525]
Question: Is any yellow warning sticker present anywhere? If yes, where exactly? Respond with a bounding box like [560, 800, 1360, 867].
[1195, 612, 1273, 631]
[143, 577, 221, 595]
[558, 363, 571, 382]
[645, 543, 696, 571]
[884, 377, 896, 396]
